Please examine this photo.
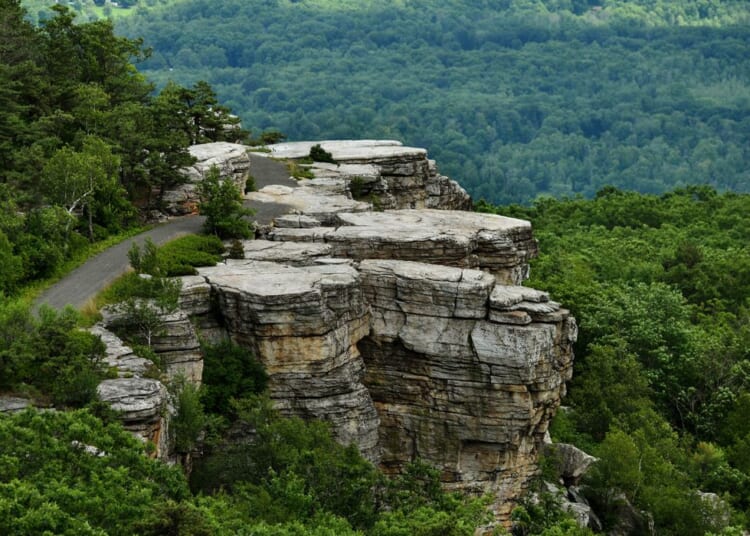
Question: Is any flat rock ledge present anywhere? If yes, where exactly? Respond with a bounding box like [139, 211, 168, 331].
[251, 139, 471, 211]
[182, 234, 575, 522]
[267, 209, 538, 285]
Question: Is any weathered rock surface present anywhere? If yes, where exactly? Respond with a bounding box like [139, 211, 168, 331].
[543, 442, 598, 487]
[88, 324, 171, 457]
[357, 259, 575, 519]
[268, 209, 538, 285]
[90, 324, 152, 377]
[100, 304, 203, 383]
[150, 311, 203, 383]
[247, 182, 370, 226]
[182, 234, 573, 521]
[198, 259, 380, 460]
[0, 396, 34, 414]
[162, 142, 251, 215]
[257, 140, 471, 211]
[97, 378, 170, 455]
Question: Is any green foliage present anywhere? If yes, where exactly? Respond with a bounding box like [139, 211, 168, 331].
[191, 394, 378, 528]
[0, 1, 243, 292]
[511, 490, 593, 536]
[228, 239, 245, 259]
[0, 300, 105, 407]
[198, 165, 255, 239]
[190, 394, 490, 533]
[172, 378, 207, 454]
[128, 237, 160, 275]
[156, 234, 225, 276]
[309, 143, 336, 164]
[481, 188, 750, 534]
[123, 0, 750, 204]
[200, 339, 268, 415]
[287, 160, 315, 179]
[0, 408, 190, 536]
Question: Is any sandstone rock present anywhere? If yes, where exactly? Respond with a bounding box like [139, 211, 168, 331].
[97, 378, 170, 456]
[198, 260, 380, 461]
[89, 324, 152, 377]
[543, 442, 598, 486]
[247, 182, 370, 226]
[358, 259, 575, 519]
[269, 209, 538, 285]
[0, 396, 33, 414]
[229, 240, 332, 265]
[100, 303, 204, 384]
[261, 140, 470, 210]
[179, 276, 213, 316]
[162, 142, 251, 216]
[150, 311, 203, 383]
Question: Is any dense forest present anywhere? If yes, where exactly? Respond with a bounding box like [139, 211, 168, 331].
[108, 0, 750, 204]
[0, 0, 248, 295]
[479, 187, 750, 534]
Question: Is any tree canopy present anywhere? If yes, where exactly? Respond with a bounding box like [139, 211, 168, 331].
[117, 0, 750, 204]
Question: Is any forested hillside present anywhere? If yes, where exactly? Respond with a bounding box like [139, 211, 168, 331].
[113, 0, 750, 204]
[479, 188, 750, 534]
[0, 0, 245, 294]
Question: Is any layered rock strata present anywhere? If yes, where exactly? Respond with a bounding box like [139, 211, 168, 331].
[92, 140, 574, 522]
[100, 305, 204, 383]
[356, 260, 575, 519]
[255, 140, 471, 211]
[92, 325, 171, 457]
[182, 208, 574, 519]
[197, 258, 380, 461]
[267, 209, 538, 285]
[162, 142, 251, 215]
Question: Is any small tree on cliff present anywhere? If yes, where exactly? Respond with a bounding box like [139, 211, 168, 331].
[197, 165, 254, 239]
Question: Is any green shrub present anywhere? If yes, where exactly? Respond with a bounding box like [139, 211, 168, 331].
[0, 303, 106, 408]
[173, 378, 208, 454]
[157, 234, 225, 276]
[228, 239, 245, 259]
[198, 166, 254, 239]
[287, 161, 315, 179]
[309, 144, 336, 164]
[200, 339, 267, 415]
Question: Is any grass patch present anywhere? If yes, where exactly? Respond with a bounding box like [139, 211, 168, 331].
[157, 234, 225, 276]
[286, 160, 315, 179]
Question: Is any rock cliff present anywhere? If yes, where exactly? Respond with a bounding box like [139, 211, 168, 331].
[253, 139, 472, 212]
[98, 140, 575, 522]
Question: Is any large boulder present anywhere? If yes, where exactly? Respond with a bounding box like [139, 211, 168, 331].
[162, 142, 251, 216]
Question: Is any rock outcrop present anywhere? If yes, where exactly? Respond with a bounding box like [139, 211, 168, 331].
[94, 139, 574, 523]
[91, 325, 171, 457]
[180, 210, 574, 522]
[162, 142, 252, 215]
[253, 139, 471, 211]
[97, 377, 170, 456]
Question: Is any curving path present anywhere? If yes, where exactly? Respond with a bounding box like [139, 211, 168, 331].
[33, 153, 296, 312]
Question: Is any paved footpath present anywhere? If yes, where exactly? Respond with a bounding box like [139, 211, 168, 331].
[33, 154, 296, 312]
